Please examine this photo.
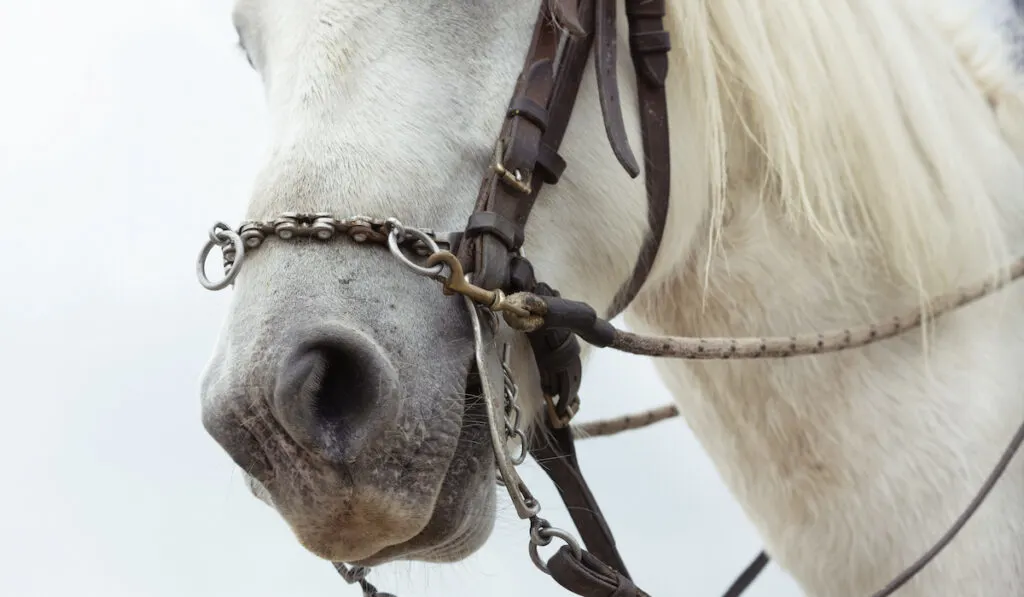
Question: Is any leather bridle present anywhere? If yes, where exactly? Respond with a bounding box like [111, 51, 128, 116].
[453, 0, 670, 319]
[447, 0, 672, 594]
[197, 0, 1024, 595]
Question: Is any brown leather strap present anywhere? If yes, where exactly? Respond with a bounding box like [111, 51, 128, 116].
[548, 546, 651, 597]
[456, 1, 674, 594]
[528, 426, 632, 577]
[459, 0, 673, 306]
[607, 0, 672, 318]
[458, 1, 566, 291]
[550, 0, 587, 37]
[460, 0, 573, 288]
[722, 551, 770, 597]
[594, 0, 641, 177]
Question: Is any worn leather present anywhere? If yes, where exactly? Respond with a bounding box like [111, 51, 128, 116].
[459, 3, 563, 291]
[607, 0, 672, 318]
[509, 257, 585, 424]
[548, 546, 650, 597]
[595, 0, 641, 177]
[453, 0, 675, 595]
[529, 427, 631, 578]
[550, 0, 587, 37]
[722, 552, 771, 597]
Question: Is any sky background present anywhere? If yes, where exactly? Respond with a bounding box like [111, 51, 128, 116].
[0, 1, 802, 595]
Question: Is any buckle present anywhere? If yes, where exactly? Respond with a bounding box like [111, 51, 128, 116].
[491, 140, 534, 195]
[544, 392, 580, 429]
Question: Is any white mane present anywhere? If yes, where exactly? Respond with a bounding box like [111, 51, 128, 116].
[622, 1, 1024, 594]
[654, 0, 1024, 303]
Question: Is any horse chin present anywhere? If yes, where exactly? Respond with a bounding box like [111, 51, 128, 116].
[236, 364, 498, 567]
[352, 365, 498, 566]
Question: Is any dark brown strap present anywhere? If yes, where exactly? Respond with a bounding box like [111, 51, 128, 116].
[528, 426, 631, 577]
[607, 0, 672, 318]
[458, 1, 567, 291]
[548, 546, 651, 597]
[722, 551, 770, 597]
[459, 1, 673, 594]
[594, 0, 641, 177]
[550, 0, 587, 37]
[520, 1, 673, 593]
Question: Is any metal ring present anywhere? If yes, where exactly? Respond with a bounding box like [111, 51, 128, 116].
[509, 428, 528, 466]
[387, 227, 444, 278]
[384, 217, 406, 238]
[528, 523, 583, 575]
[196, 224, 245, 291]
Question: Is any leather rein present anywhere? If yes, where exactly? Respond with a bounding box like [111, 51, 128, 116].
[196, 0, 1024, 595]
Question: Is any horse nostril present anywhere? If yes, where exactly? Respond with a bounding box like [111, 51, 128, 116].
[274, 327, 400, 461]
[317, 344, 376, 427]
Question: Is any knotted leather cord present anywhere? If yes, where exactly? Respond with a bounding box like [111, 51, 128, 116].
[572, 403, 679, 438]
[499, 254, 1024, 358]
[496, 252, 1024, 597]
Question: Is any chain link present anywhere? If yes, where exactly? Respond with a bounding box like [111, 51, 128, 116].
[198, 215, 606, 593]
[196, 213, 453, 291]
[500, 344, 529, 466]
[332, 563, 397, 597]
[232, 213, 445, 264]
[528, 516, 583, 575]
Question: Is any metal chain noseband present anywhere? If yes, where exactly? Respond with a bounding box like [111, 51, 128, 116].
[197, 213, 683, 441]
[196, 213, 454, 291]
[198, 213, 1024, 362]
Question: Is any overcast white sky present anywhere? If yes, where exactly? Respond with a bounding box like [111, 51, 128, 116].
[0, 1, 802, 595]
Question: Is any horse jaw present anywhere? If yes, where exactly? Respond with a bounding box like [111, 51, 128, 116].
[199, 0, 650, 566]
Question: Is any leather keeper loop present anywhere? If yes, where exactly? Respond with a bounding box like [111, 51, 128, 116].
[509, 257, 538, 292]
[508, 96, 550, 132]
[465, 211, 525, 250]
[625, 0, 665, 18]
[536, 143, 567, 184]
[630, 31, 671, 54]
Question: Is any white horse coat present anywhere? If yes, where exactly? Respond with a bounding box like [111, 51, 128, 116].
[199, 1, 1024, 595]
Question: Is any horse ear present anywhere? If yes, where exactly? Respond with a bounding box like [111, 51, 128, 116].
[549, 0, 587, 38]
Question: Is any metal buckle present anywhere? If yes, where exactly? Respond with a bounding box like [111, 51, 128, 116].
[543, 392, 580, 429]
[491, 139, 534, 195]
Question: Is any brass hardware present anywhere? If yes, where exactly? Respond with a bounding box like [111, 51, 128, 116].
[543, 393, 580, 429]
[491, 141, 533, 195]
[426, 251, 530, 318]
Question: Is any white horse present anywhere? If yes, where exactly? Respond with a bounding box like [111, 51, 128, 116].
[199, 0, 1024, 595]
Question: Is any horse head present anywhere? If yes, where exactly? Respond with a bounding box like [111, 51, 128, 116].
[198, 0, 657, 569]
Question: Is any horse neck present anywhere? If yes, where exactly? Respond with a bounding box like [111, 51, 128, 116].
[620, 2, 1024, 593]
[637, 0, 1024, 336]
